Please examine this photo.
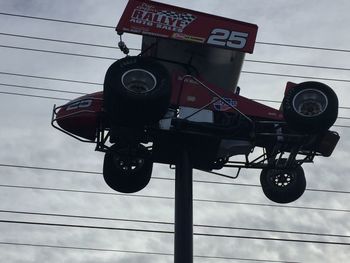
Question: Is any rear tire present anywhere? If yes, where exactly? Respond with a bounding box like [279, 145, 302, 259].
[260, 164, 306, 204]
[104, 56, 171, 127]
[282, 81, 338, 133]
[103, 144, 153, 193]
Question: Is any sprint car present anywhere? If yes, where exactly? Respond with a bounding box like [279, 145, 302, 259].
[52, 0, 339, 203]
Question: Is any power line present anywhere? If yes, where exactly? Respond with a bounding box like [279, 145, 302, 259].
[241, 70, 350, 84]
[1, 209, 349, 239]
[2, 81, 349, 120]
[0, 12, 115, 29]
[0, 241, 299, 263]
[256, 40, 350, 53]
[0, 91, 69, 101]
[0, 241, 173, 258]
[0, 32, 116, 49]
[245, 59, 350, 72]
[2, 68, 350, 100]
[0, 32, 141, 52]
[3, 43, 350, 74]
[1, 12, 350, 54]
[0, 89, 348, 128]
[0, 83, 85, 95]
[1, 89, 350, 128]
[1, 219, 349, 246]
[1, 181, 350, 214]
[2, 80, 350, 111]
[1, 182, 350, 198]
[1, 163, 350, 195]
[1, 76, 350, 115]
[2, 163, 350, 194]
[0, 71, 100, 86]
[251, 98, 350, 111]
[2, 32, 350, 73]
[0, 44, 117, 61]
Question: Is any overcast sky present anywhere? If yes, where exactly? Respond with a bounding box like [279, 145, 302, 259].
[0, 0, 350, 262]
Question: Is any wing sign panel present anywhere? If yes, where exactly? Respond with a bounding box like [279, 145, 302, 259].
[116, 0, 258, 53]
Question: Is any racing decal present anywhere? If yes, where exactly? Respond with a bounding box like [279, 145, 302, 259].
[172, 33, 205, 43]
[130, 3, 196, 33]
[213, 97, 237, 111]
[66, 99, 93, 111]
[207, 28, 248, 49]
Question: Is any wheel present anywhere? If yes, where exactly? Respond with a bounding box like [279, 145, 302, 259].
[103, 56, 171, 126]
[282, 81, 338, 133]
[103, 144, 153, 193]
[260, 164, 306, 204]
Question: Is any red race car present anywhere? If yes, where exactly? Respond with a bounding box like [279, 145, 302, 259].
[52, 0, 339, 204]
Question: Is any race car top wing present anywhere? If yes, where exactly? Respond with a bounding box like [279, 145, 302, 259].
[116, 0, 258, 53]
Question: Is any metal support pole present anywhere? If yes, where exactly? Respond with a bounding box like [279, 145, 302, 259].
[174, 147, 193, 263]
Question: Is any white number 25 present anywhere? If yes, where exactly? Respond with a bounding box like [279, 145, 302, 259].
[207, 28, 248, 49]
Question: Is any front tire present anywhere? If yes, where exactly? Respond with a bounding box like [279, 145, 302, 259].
[282, 82, 338, 133]
[260, 165, 306, 203]
[103, 144, 153, 193]
[104, 56, 171, 127]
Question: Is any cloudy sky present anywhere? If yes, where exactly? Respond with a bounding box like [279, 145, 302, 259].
[0, 0, 350, 262]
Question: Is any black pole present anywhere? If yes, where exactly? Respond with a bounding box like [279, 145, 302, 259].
[174, 147, 193, 263]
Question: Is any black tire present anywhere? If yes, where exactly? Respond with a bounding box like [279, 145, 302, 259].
[282, 81, 338, 133]
[260, 165, 306, 204]
[104, 56, 171, 126]
[103, 144, 153, 193]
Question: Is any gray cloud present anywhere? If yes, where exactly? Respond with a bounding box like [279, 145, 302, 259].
[0, 0, 349, 262]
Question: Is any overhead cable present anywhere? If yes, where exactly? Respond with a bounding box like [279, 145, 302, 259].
[1, 12, 350, 54]
[1, 209, 349, 239]
[0, 241, 299, 263]
[2, 163, 350, 194]
[2, 43, 350, 73]
[1, 219, 350, 246]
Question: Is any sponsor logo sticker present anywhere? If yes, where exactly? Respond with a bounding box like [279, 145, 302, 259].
[172, 33, 205, 43]
[130, 3, 196, 33]
[213, 97, 237, 111]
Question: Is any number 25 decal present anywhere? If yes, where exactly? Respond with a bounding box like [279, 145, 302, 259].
[207, 28, 248, 49]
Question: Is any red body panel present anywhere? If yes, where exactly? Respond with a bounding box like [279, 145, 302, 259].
[55, 82, 283, 140]
[56, 92, 103, 140]
[117, 0, 258, 53]
[171, 74, 283, 120]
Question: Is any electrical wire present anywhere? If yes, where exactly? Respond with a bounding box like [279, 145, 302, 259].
[1, 182, 350, 214]
[0, 12, 115, 29]
[1, 80, 350, 111]
[245, 59, 350, 72]
[2, 67, 350, 101]
[0, 32, 124, 50]
[256, 40, 350, 53]
[1, 81, 350, 120]
[251, 98, 350, 111]
[241, 70, 350, 84]
[1, 88, 350, 127]
[1, 12, 350, 54]
[0, 209, 349, 239]
[0, 241, 300, 263]
[0, 91, 69, 101]
[2, 43, 350, 73]
[0, 44, 117, 61]
[0, 219, 349, 246]
[2, 163, 350, 195]
[0, 71, 100, 85]
[0, 82, 86, 95]
[1, 182, 350, 196]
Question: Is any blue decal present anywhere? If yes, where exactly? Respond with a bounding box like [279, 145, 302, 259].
[213, 98, 237, 111]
